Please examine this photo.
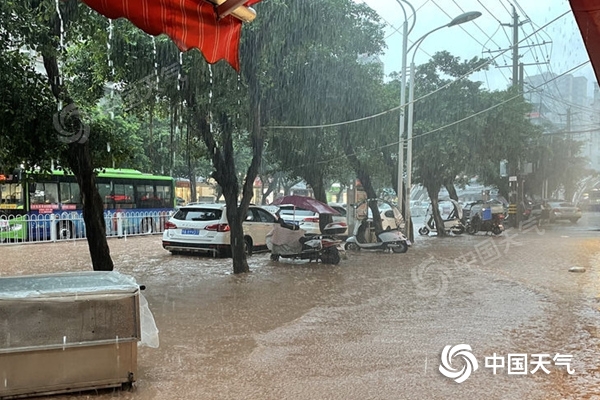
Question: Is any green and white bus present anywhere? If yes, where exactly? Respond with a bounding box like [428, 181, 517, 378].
[0, 168, 175, 242]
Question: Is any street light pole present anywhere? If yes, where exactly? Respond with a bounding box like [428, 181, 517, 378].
[397, 18, 407, 214]
[395, 0, 414, 217]
[403, 11, 482, 239]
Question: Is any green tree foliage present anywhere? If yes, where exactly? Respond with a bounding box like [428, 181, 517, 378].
[410, 51, 540, 235]
[0, 46, 58, 171]
[260, 0, 390, 228]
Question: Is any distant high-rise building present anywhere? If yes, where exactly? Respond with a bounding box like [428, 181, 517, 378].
[524, 72, 600, 171]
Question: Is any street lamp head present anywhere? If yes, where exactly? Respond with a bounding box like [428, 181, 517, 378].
[447, 11, 482, 27]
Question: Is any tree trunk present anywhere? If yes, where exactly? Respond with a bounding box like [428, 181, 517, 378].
[260, 173, 278, 204]
[283, 181, 297, 196]
[426, 185, 447, 237]
[211, 112, 250, 274]
[193, 96, 263, 273]
[335, 184, 345, 203]
[222, 176, 248, 274]
[66, 144, 114, 270]
[445, 182, 459, 202]
[42, 53, 114, 271]
[339, 126, 383, 232]
[214, 186, 223, 203]
[186, 120, 197, 203]
[305, 174, 332, 233]
[189, 172, 197, 203]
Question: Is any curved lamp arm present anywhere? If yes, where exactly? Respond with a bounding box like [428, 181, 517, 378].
[407, 11, 482, 63]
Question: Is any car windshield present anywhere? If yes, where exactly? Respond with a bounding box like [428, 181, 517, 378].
[174, 208, 222, 221]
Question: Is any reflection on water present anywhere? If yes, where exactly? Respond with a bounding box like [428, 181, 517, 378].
[3, 216, 600, 399]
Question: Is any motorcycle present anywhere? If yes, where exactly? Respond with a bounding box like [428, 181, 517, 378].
[418, 199, 465, 236]
[465, 203, 505, 235]
[266, 219, 343, 265]
[344, 198, 410, 253]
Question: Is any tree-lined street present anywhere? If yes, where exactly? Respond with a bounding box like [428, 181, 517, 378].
[4, 215, 600, 399]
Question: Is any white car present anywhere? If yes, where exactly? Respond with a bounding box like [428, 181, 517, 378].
[162, 203, 277, 257]
[275, 205, 348, 236]
[356, 202, 404, 231]
[277, 206, 323, 235]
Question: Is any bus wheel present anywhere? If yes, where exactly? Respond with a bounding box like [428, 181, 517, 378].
[57, 221, 74, 240]
[141, 218, 154, 234]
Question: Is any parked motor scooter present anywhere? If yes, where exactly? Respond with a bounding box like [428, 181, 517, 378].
[465, 203, 505, 235]
[418, 199, 465, 236]
[344, 199, 410, 253]
[266, 219, 343, 264]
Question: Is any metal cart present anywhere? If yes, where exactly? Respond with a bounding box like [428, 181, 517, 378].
[0, 271, 142, 399]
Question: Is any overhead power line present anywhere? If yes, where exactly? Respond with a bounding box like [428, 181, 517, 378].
[266, 10, 572, 131]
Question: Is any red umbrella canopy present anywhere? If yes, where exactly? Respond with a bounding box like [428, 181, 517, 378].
[271, 196, 341, 215]
[81, 0, 261, 71]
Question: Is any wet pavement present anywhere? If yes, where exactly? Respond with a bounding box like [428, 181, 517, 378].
[2, 214, 600, 399]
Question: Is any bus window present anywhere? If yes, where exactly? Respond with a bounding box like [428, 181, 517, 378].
[60, 182, 82, 208]
[136, 185, 158, 208]
[96, 183, 113, 209]
[31, 183, 58, 205]
[113, 184, 135, 208]
[156, 185, 172, 208]
[0, 183, 23, 208]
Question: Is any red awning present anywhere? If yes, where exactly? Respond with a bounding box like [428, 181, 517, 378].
[569, 0, 600, 81]
[82, 0, 261, 71]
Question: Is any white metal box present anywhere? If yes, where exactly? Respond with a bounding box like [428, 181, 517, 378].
[0, 271, 141, 399]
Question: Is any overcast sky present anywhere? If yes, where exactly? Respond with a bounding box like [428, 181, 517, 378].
[355, 0, 594, 94]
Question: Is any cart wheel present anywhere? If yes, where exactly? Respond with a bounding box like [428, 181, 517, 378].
[466, 224, 476, 235]
[418, 227, 430, 236]
[492, 226, 503, 235]
[270, 254, 280, 261]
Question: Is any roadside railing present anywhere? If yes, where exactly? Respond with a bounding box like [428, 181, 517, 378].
[0, 210, 172, 245]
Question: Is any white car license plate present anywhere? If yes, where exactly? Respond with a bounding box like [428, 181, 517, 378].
[182, 229, 200, 235]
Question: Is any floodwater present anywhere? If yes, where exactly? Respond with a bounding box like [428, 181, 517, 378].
[3, 215, 600, 399]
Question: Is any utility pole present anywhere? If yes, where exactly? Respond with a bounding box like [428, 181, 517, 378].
[498, 5, 529, 88]
[510, 5, 520, 87]
[484, 5, 549, 226]
[505, 5, 526, 226]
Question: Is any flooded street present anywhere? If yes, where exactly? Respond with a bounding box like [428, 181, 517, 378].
[3, 215, 600, 399]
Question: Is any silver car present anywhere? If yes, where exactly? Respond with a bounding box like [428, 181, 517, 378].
[531, 201, 582, 223]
